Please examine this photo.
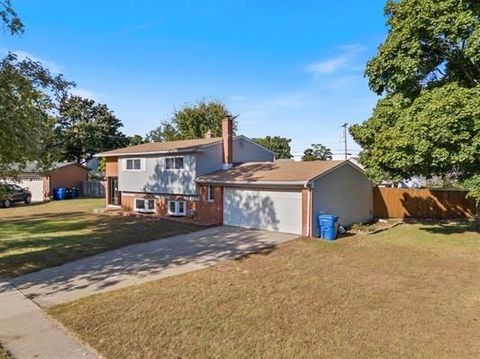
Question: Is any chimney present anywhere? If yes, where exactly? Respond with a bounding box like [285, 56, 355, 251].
[222, 117, 233, 170]
[205, 129, 213, 139]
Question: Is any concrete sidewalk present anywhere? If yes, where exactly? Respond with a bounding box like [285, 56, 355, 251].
[0, 282, 98, 359]
[12, 226, 297, 308]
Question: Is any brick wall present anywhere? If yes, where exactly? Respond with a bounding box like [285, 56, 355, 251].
[121, 185, 224, 225]
[49, 164, 89, 195]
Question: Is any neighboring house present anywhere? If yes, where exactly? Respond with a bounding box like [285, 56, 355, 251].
[6, 162, 89, 202]
[97, 118, 373, 236]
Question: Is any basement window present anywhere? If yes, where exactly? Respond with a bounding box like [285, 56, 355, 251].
[168, 200, 186, 216]
[134, 198, 155, 213]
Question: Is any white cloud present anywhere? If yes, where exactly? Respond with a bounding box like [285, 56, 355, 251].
[306, 57, 347, 74]
[118, 21, 159, 35]
[306, 44, 367, 76]
[1, 49, 63, 74]
[70, 88, 104, 101]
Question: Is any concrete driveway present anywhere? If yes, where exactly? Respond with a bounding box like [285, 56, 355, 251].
[11, 226, 297, 308]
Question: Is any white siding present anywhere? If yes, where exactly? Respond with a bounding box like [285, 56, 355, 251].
[223, 187, 302, 234]
[232, 137, 275, 163]
[118, 154, 197, 195]
[312, 163, 373, 236]
[196, 137, 274, 177]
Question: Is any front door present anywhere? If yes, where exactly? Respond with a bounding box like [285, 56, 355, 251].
[108, 177, 121, 205]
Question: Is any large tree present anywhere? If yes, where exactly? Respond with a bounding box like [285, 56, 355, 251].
[0, 54, 71, 178]
[302, 144, 333, 161]
[56, 96, 127, 163]
[350, 0, 480, 193]
[146, 100, 235, 141]
[252, 136, 293, 159]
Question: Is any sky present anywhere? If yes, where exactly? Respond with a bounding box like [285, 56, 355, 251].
[2, 0, 388, 159]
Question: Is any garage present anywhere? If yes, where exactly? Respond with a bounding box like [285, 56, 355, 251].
[12, 177, 45, 202]
[223, 187, 302, 234]
[197, 160, 373, 237]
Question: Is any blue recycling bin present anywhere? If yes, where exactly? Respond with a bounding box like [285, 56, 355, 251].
[71, 186, 79, 198]
[318, 214, 339, 240]
[53, 187, 66, 200]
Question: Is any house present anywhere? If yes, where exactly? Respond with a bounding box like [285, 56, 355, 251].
[97, 118, 373, 236]
[6, 162, 90, 202]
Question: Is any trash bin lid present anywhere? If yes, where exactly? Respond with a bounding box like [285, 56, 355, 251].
[318, 214, 338, 221]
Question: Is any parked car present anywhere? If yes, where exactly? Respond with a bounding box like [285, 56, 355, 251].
[0, 184, 32, 208]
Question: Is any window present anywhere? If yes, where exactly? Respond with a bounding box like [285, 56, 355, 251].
[168, 200, 186, 216]
[207, 185, 215, 202]
[125, 158, 143, 171]
[165, 157, 184, 170]
[134, 198, 155, 213]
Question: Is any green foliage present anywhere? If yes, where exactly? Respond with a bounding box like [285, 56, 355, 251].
[351, 84, 480, 182]
[252, 136, 292, 159]
[127, 134, 146, 146]
[0, 0, 23, 35]
[56, 96, 127, 163]
[463, 175, 480, 202]
[366, 0, 480, 97]
[351, 0, 480, 198]
[302, 144, 333, 161]
[146, 100, 234, 142]
[0, 53, 72, 179]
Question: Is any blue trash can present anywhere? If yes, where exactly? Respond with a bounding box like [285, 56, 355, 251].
[71, 186, 79, 198]
[53, 187, 66, 200]
[318, 215, 339, 240]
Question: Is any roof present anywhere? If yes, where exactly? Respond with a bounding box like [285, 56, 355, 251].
[13, 162, 89, 174]
[96, 137, 223, 157]
[197, 160, 356, 186]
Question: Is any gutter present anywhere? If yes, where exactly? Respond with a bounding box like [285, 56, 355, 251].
[95, 148, 199, 158]
[195, 179, 309, 186]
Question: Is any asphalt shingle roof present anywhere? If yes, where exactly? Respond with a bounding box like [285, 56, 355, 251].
[96, 137, 223, 157]
[197, 160, 347, 184]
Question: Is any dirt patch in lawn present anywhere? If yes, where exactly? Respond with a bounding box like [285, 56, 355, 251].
[0, 199, 205, 278]
[50, 222, 480, 359]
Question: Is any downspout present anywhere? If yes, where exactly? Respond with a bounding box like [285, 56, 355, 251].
[305, 182, 313, 237]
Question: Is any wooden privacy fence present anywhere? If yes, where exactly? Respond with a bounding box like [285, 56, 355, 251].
[373, 187, 476, 219]
[82, 181, 106, 198]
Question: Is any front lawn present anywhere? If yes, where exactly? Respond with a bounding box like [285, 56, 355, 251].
[49, 222, 480, 359]
[0, 199, 204, 278]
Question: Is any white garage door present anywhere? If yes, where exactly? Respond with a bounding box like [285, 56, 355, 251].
[223, 188, 302, 234]
[15, 177, 45, 202]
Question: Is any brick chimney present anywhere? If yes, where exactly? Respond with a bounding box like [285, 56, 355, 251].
[222, 117, 233, 170]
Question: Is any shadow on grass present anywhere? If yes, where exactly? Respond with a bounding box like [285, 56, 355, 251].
[0, 213, 205, 278]
[7, 226, 288, 301]
[416, 220, 474, 235]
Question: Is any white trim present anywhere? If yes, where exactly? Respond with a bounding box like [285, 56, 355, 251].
[168, 200, 187, 216]
[123, 158, 145, 172]
[207, 185, 215, 202]
[165, 156, 184, 170]
[134, 198, 156, 213]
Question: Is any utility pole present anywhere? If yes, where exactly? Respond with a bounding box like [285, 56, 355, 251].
[341, 123, 348, 160]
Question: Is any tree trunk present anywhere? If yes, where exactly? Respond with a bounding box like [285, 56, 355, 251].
[474, 200, 480, 233]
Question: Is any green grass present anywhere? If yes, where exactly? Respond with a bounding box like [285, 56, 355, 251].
[49, 222, 480, 359]
[0, 199, 204, 278]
